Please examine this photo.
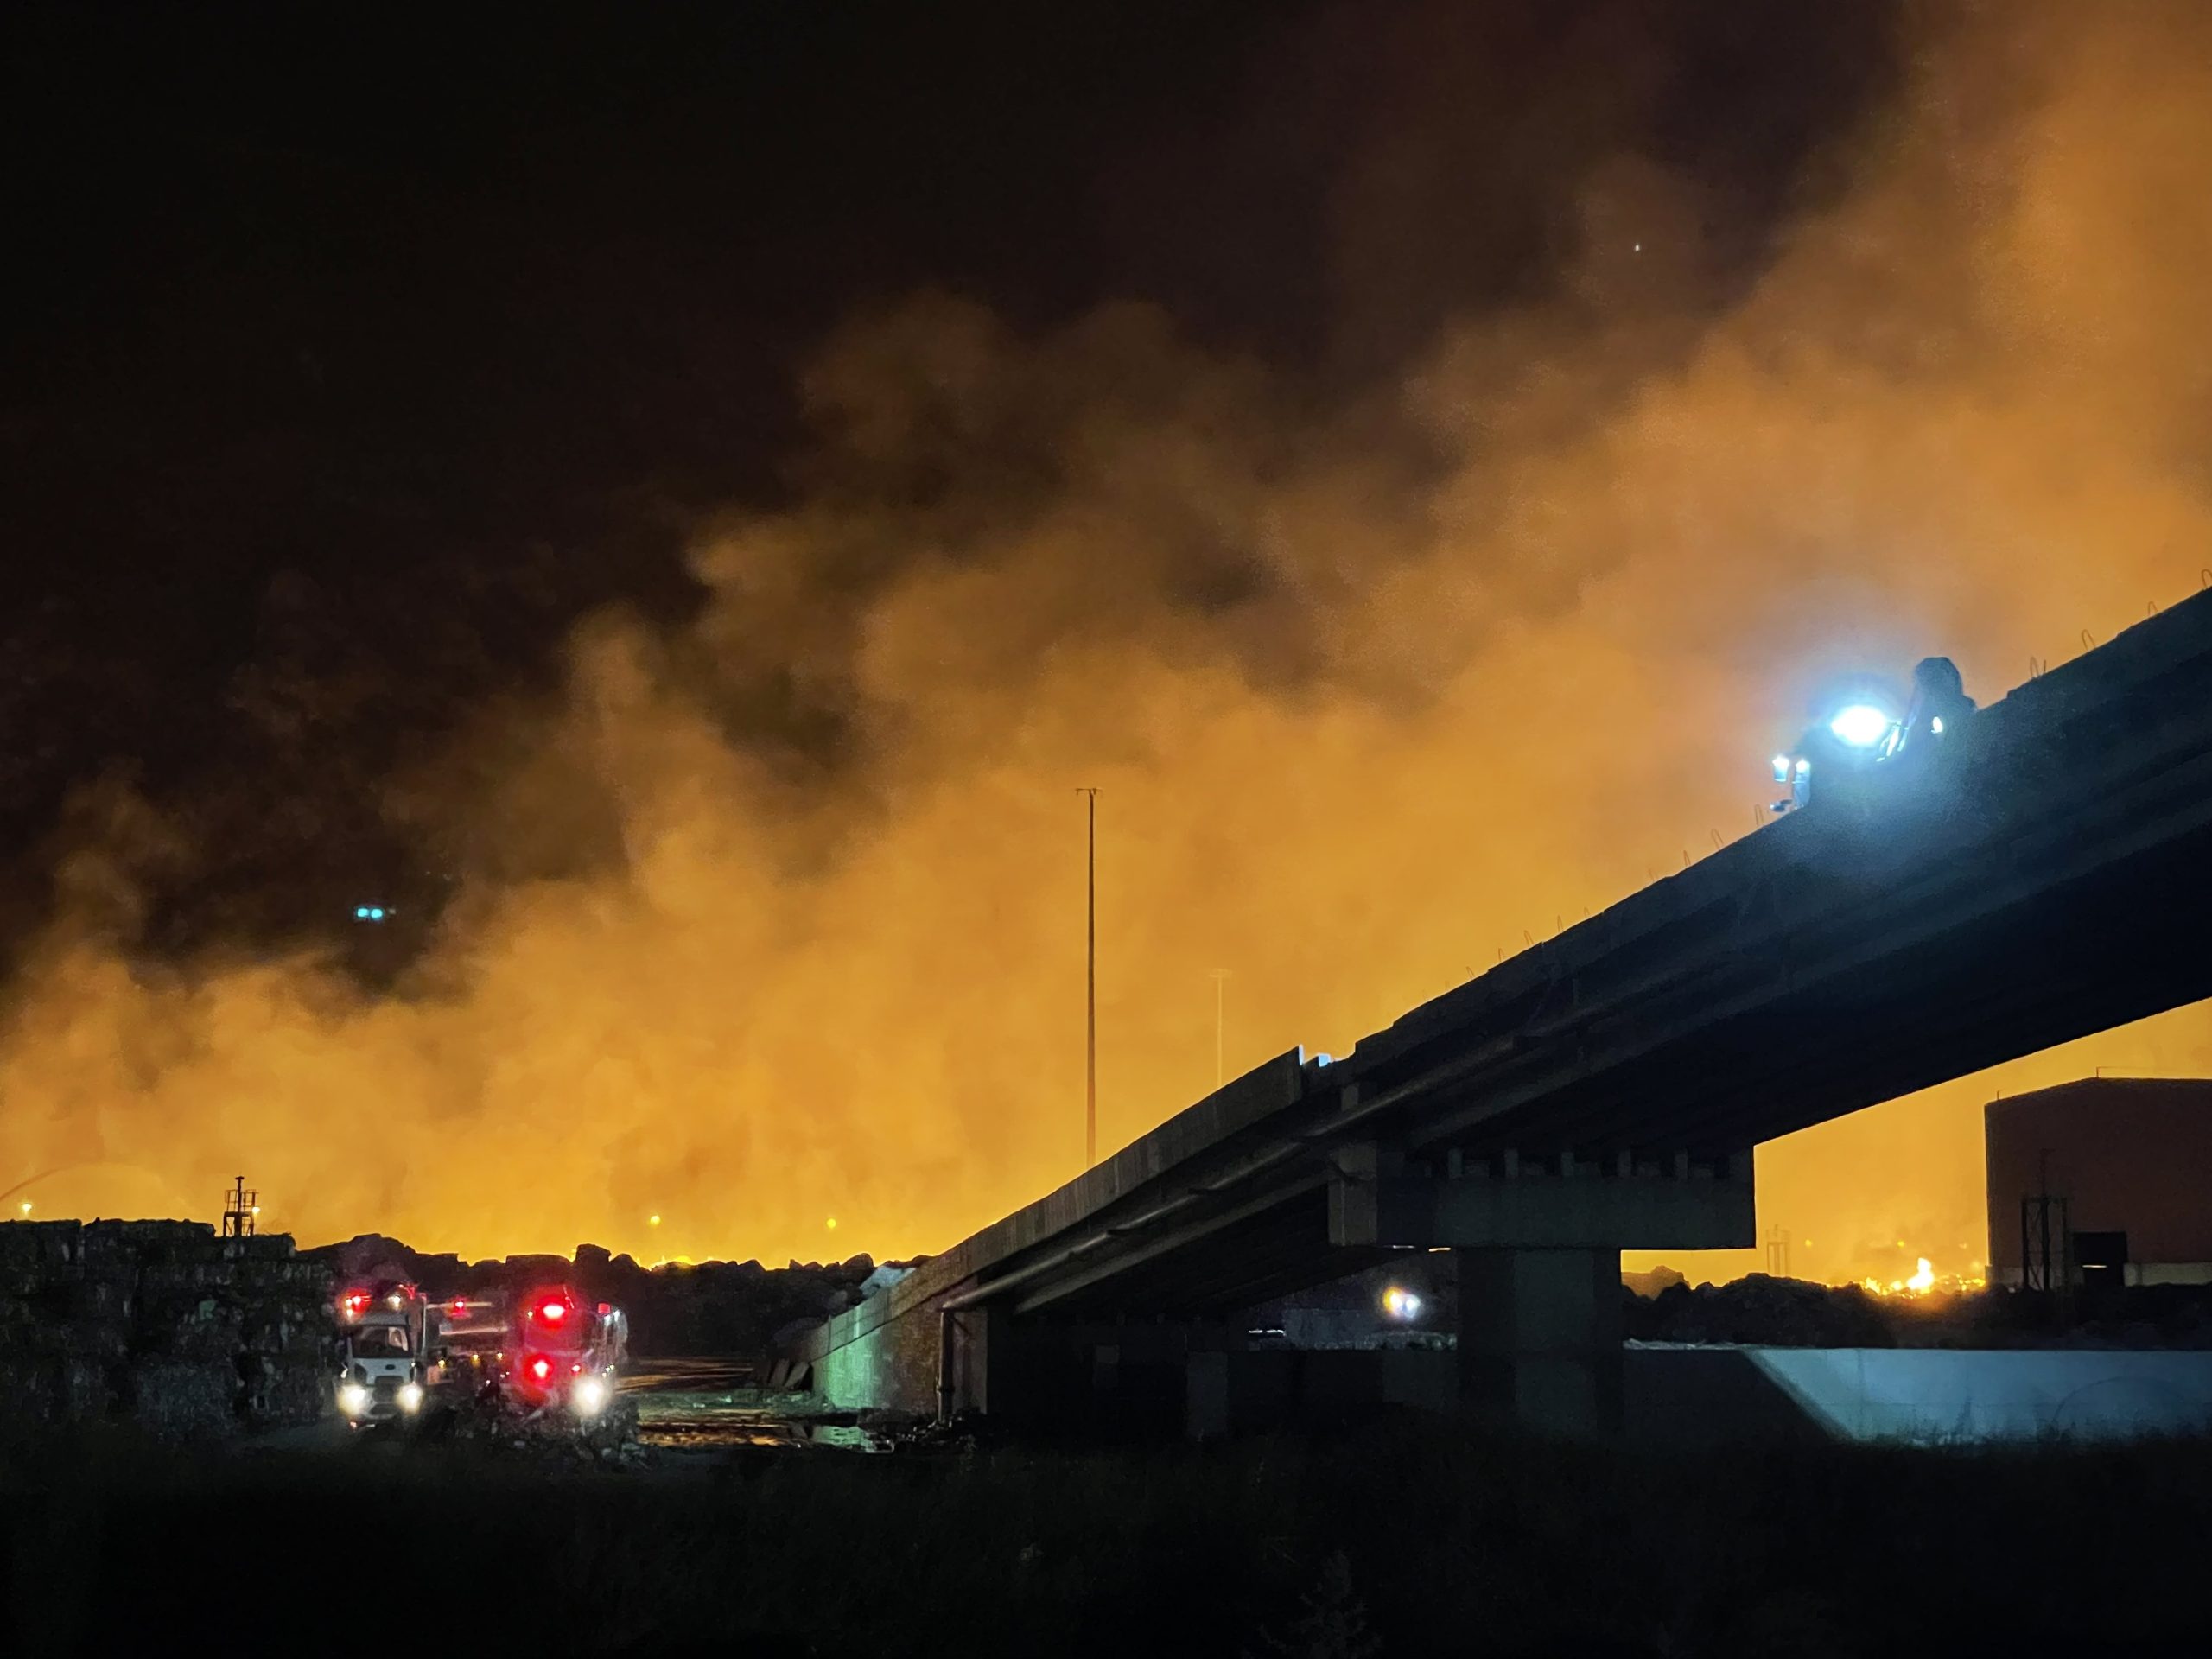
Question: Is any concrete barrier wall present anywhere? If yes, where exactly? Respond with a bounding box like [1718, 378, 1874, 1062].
[1626, 1345, 2212, 1446]
[1738, 1346, 2212, 1443]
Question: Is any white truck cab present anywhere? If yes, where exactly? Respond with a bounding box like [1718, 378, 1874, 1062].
[334, 1283, 428, 1423]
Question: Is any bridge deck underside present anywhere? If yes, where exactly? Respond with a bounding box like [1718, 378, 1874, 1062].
[1024, 1186, 1395, 1319]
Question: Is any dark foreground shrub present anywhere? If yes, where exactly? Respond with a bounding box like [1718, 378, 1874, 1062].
[2, 1421, 2208, 1656]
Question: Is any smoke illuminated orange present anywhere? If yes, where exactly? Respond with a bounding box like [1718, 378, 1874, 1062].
[6, 5, 2212, 1291]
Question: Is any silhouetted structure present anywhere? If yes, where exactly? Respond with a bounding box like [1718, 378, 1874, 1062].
[220, 1174, 258, 1240]
[1987, 1079, 2212, 1287]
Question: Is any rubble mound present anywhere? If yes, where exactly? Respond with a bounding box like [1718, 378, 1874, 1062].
[1628, 1274, 1894, 1348]
[435, 1388, 652, 1469]
[876, 1408, 1018, 1455]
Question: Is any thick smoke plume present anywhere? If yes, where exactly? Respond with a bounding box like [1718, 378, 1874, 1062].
[6, 3, 2212, 1285]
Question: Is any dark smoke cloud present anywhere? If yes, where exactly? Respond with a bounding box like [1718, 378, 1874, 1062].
[0, 2, 1901, 962]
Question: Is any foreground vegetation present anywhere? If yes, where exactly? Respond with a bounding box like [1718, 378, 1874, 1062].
[3, 1418, 2207, 1656]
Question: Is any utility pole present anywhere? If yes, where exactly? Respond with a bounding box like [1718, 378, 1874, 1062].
[1211, 969, 1230, 1087]
[1079, 787, 1099, 1168]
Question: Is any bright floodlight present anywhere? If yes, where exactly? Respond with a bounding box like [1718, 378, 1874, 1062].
[1827, 703, 1891, 748]
[1382, 1286, 1422, 1321]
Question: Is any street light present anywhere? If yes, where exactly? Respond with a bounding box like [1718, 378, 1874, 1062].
[1078, 787, 1099, 1168]
[1210, 969, 1230, 1087]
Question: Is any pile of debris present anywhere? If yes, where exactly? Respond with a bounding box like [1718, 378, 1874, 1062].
[0, 1218, 330, 1439]
[1625, 1273, 1895, 1348]
[874, 1408, 1009, 1456]
[435, 1385, 652, 1468]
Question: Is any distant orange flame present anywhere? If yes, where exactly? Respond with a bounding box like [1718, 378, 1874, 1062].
[1862, 1255, 1989, 1299]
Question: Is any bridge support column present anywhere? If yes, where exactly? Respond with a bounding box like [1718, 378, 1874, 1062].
[1454, 1246, 1623, 1437]
[941, 1310, 1243, 1435]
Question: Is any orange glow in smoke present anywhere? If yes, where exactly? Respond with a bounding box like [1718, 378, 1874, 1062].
[6, 8, 2212, 1292]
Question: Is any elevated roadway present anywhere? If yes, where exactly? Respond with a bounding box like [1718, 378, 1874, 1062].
[802, 588, 2212, 1433]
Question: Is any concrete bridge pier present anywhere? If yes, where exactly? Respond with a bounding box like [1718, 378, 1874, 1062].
[938, 1306, 1244, 1437]
[1330, 1141, 1754, 1436]
[1455, 1246, 1623, 1437]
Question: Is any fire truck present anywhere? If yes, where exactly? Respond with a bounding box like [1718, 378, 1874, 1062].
[428, 1290, 509, 1392]
[333, 1281, 430, 1423]
[506, 1285, 628, 1420]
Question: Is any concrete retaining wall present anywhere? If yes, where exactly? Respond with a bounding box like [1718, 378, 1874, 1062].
[812, 1295, 941, 1415]
[1726, 1346, 2212, 1443]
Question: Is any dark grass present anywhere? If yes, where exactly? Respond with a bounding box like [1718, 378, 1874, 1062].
[3, 1419, 2208, 1656]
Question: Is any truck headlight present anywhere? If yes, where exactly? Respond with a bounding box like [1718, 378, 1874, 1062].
[570, 1376, 609, 1419]
[338, 1382, 370, 1418]
[397, 1382, 424, 1414]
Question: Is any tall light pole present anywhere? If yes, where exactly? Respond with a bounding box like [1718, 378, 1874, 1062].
[1079, 787, 1099, 1167]
[1210, 969, 1230, 1087]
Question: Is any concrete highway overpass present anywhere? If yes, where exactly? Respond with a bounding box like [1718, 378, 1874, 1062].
[798, 588, 2212, 1435]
